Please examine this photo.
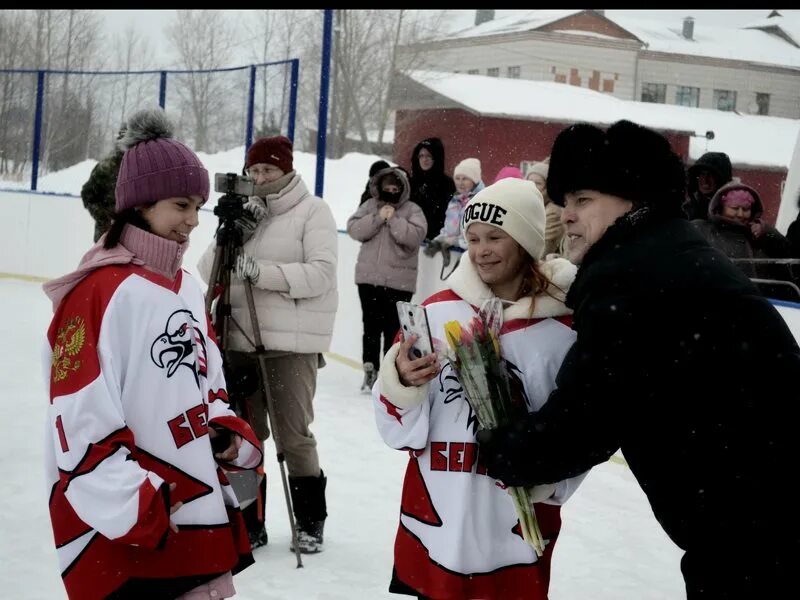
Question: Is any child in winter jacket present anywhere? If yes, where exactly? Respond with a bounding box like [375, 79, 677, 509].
[375, 178, 585, 599]
[42, 108, 262, 600]
[347, 166, 427, 393]
[426, 157, 485, 253]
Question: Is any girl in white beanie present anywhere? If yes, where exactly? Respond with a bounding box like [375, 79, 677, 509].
[372, 178, 586, 599]
[426, 157, 485, 253]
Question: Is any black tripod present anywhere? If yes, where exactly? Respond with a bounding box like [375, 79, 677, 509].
[204, 177, 303, 568]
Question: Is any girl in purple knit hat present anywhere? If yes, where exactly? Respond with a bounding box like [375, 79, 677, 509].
[42, 108, 262, 600]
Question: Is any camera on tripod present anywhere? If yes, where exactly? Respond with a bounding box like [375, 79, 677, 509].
[213, 173, 255, 221]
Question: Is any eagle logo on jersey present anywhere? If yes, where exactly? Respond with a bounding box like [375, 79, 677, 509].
[52, 316, 85, 382]
[150, 309, 208, 385]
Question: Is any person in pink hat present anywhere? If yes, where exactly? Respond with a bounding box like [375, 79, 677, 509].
[42, 108, 263, 599]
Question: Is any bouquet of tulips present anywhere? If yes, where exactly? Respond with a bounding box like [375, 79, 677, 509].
[443, 298, 546, 556]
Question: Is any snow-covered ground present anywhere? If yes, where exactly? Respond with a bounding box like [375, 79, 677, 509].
[0, 277, 686, 599]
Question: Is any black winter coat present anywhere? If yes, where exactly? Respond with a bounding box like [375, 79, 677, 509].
[409, 138, 456, 240]
[682, 152, 733, 221]
[481, 209, 800, 596]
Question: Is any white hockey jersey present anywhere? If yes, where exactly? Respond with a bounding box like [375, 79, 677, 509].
[374, 255, 585, 600]
[44, 264, 262, 599]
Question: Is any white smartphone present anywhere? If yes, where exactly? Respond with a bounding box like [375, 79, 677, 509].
[396, 301, 434, 360]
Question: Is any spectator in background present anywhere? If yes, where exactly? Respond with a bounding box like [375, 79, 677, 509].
[691, 181, 796, 299]
[786, 193, 800, 259]
[683, 151, 733, 221]
[409, 138, 456, 241]
[425, 157, 485, 254]
[81, 123, 127, 242]
[346, 166, 427, 394]
[492, 165, 523, 183]
[527, 160, 566, 257]
[359, 160, 391, 206]
[198, 135, 339, 555]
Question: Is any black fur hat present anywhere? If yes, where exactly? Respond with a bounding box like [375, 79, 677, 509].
[547, 120, 686, 216]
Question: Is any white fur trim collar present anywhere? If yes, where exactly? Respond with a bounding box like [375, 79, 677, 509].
[446, 252, 575, 320]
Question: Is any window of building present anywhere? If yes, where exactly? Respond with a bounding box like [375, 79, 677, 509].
[713, 89, 737, 111]
[641, 83, 666, 104]
[487, 67, 499, 77]
[507, 66, 521, 79]
[756, 92, 770, 115]
[675, 85, 700, 107]
[467, 69, 479, 75]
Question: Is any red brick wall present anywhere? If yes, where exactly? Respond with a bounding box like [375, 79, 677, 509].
[539, 12, 639, 40]
[394, 109, 690, 186]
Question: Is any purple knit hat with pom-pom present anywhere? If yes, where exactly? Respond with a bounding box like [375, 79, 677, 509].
[115, 108, 209, 211]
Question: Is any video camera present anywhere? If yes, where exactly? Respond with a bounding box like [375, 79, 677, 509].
[213, 173, 255, 221]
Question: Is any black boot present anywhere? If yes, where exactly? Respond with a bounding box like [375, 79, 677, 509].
[289, 470, 327, 554]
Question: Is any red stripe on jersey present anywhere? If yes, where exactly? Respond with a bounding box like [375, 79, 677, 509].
[380, 395, 404, 424]
[422, 289, 463, 307]
[114, 479, 170, 548]
[208, 388, 229, 404]
[400, 457, 442, 527]
[61, 523, 249, 600]
[394, 523, 554, 600]
[61, 428, 135, 492]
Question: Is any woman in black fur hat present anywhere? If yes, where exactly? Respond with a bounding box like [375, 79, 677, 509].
[478, 119, 800, 599]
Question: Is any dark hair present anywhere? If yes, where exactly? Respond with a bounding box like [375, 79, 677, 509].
[104, 207, 152, 249]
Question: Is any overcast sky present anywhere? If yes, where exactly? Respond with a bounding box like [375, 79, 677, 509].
[97, 9, 798, 70]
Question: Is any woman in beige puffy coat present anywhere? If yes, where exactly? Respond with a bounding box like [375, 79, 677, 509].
[347, 166, 427, 393]
[198, 136, 337, 554]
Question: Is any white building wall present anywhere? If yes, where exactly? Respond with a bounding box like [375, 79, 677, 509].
[638, 58, 800, 118]
[405, 36, 800, 119]
[407, 37, 639, 100]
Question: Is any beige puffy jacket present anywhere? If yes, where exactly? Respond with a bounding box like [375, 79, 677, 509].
[198, 173, 338, 354]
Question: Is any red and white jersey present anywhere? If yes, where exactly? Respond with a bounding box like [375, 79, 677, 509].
[43, 265, 263, 600]
[374, 256, 585, 599]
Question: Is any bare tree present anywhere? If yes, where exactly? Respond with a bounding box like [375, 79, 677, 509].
[167, 10, 237, 152]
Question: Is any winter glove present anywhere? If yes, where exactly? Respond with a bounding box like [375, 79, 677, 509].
[234, 205, 259, 245]
[476, 414, 541, 487]
[235, 253, 260, 283]
[423, 239, 444, 257]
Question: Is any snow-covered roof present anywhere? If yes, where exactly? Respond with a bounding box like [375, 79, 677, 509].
[403, 70, 800, 169]
[448, 10, 583, 40]
[439, 10, 800, 70]
[612, 15, 800, 69]
[743, 12, 800, 47]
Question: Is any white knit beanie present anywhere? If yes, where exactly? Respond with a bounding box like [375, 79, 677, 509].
[461, 178, 546, 260]
[453, 157, 481, 185]
[526, 161, 549, 180]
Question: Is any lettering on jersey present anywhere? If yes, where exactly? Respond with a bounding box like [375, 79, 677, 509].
[150, 309, 208, 387]
[52, 316, 85, 382]
[167, 402, 209, 449]
[430, 441, 489, 475]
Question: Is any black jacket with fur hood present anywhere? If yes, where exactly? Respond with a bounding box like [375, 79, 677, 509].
[409, 138, 456, 240]
[480, 208, 800, 596]
[682, 151, 733, 221]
